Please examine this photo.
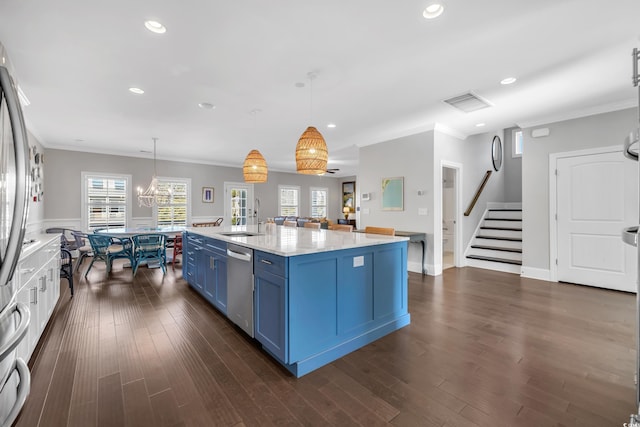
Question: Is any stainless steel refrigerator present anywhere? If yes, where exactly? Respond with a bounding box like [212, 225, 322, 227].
[0, 41, 32, 427]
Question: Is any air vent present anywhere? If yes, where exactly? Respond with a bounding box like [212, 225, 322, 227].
[443, 92, 492, 113]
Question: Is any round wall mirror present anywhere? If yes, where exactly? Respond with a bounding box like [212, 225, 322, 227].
[491, 135, 503, 171]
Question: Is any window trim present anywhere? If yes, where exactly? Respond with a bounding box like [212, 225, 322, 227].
[81, 171, 132, 231]
[512, 129, 523, 158]
[310, 186, 328, 219]
[278, 185, 300, 217]
[152, 176, 192, 227]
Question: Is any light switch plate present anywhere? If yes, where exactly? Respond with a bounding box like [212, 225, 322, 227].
[418, 208, 428, 216]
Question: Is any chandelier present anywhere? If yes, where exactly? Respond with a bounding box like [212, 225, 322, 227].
[137, 137, 172, 207]
[296, 72, 328, 175]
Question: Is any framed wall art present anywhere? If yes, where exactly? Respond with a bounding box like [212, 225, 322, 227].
[202, 187, 214, 203]
[381, 177, 403, 211]
[342, 181, 355, 213]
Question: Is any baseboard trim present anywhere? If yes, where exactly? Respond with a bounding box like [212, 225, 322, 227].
[520, 267, 552, 282]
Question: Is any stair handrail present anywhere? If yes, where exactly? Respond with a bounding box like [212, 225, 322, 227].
[464, 170, 492, 217]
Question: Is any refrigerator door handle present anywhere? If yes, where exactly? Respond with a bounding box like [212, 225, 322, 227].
[622, 226, 639, 247]
[624, 128, 639, 161]
[0, 302, 30, 361]
[0, 66, 30, 289]
[1, 358, 31, 427]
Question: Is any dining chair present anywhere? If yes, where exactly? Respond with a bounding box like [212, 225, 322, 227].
[131, 234, 167, 276]
[172, 234, 183, 270]
[85, 234, 135, 278]
[71, 231, 92, 273]
[283, 220, 297, 228]
[303, 222, 321, 229]
[273, 216, 285, 225]
[364, 226, 395, 236]
[330, 224, 353, 232]
[60, 249, 74, 297]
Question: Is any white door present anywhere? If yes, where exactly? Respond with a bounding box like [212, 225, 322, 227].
[224, 182, 254, 226]
[557, 150, 638, 292]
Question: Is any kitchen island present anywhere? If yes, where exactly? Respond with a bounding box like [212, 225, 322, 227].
[182, 225, 410, 377]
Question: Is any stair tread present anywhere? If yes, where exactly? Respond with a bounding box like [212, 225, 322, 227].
[470, 245, 522, 253]
[476, 235, 522, 242]
[480, 226, 522, 231]
[484, 218, 522, 222]
[488, 209, 522, 212]
[466, 255, 522, 265]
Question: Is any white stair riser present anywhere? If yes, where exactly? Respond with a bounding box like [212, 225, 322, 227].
[478, 228, 522, 239]
[467, 248, 522, 261]
[466, 258, 522, 274]
[483, 219, 522, 229]
[473, 238, 522, 249]
[486, 210, 522, 220]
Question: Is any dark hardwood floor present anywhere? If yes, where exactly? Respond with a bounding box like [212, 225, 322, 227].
[14, 260, 637, 426]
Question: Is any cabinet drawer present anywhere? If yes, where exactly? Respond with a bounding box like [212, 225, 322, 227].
[204, 238, 226, 254]
[255, 251, 287, 278]
[186, 234, 204, 245]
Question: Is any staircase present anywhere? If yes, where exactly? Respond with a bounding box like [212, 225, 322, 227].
[465, 207, 522, 274]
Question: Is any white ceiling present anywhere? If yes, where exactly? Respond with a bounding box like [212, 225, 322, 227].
[0, 0, 639, 177]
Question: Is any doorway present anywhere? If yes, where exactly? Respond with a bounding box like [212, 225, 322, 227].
[224, 182, 254, 226]
[441, 164, 461, 270]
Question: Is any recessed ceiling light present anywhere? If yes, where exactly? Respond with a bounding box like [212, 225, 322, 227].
[198, 102, 216, 110]
[476, 123, 486, 127]
[144, 20, 166, 34]
[74, 139, 84, 143]
[423, 3, 444, 19]
[294, 82, 305, 88]
[500, 77, 517, 85]
[129, 87, 144, 94]
[327, 123, 336, 128]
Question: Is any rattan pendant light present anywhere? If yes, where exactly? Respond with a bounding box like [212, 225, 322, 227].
[243, 149, 268, 183]
[243, 109, 268, 183]
[296, 72, 328, 175]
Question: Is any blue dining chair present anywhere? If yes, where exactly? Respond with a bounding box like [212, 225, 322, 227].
[85, 234, 135, 278]
[131, 234, 167, 276]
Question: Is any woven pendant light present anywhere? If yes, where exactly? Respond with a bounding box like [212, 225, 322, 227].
[296, 72, 328, 175]
[295, 126, 328, 174]
[243, 149, 268, 183]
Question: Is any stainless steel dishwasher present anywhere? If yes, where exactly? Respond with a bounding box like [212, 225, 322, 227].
[226, 243, 254, 337]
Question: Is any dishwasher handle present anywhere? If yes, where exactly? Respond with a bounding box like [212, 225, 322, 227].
[227, 248, 252, 262]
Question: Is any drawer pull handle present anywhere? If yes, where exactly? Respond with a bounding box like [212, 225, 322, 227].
[260, 259, 273, 265]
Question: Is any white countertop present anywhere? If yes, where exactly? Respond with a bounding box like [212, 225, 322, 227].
[185, 225, 409, 257]
[20, 233, 58, 259]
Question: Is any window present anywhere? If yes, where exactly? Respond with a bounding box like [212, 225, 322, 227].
[155, 178, 190, 227]
[279, 185, 300, 217]
[82, 172, 131, 231]
[512, 129, 523, 158]
[310, 187, 328, 218]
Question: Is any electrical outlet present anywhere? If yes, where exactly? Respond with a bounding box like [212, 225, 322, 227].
[363, 208, 370, 215]
[418, 208, 428, 216]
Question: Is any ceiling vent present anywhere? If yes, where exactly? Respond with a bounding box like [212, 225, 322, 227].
[443, 92, 492, 113]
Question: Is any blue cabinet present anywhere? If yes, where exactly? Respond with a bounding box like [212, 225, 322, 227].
[184, 233, 227, 315]
[254, 251, 288, 363]
[253, 241, 410, 377]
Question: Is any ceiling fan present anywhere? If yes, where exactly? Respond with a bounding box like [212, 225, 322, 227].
[324, 168, 340, 174]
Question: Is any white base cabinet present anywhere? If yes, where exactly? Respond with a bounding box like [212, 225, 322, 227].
[14, 234, 60, 363]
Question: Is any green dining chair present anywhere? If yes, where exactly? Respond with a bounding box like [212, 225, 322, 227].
[131, 234, 167, 276]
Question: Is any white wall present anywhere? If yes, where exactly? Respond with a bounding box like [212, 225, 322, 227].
[358, 132, 434, 273]
[43, 148, 343, 229]
[521, 107, 637, 276]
